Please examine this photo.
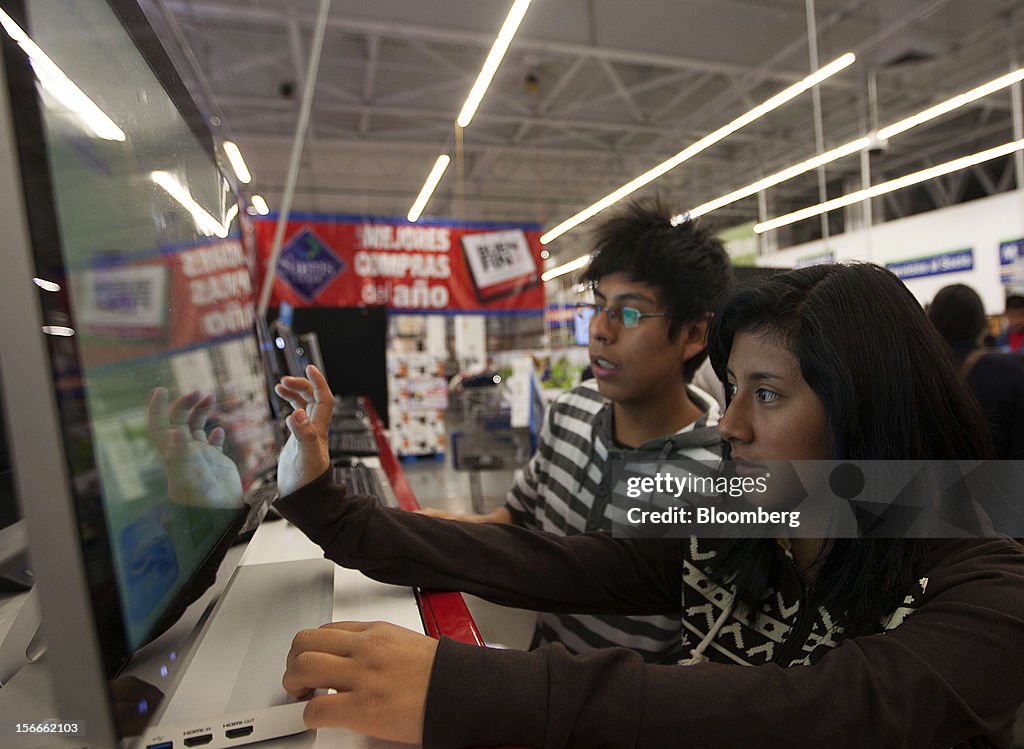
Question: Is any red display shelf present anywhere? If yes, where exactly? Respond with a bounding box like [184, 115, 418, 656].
[365, 399, 526, 749]
[362, 399, 486, 646]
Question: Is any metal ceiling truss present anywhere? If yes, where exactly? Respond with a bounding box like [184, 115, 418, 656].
[161, 0, 1024, 262]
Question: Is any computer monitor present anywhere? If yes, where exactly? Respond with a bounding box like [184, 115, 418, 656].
[298, 331, 326, 373]
[0, 0, 280, 743]
[271, 318, 310, 378]
[255, 315, 289, 420]
[268, 319, 324, 381]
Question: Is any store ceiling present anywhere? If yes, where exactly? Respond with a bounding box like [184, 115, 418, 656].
[162, 0, 1024, 263]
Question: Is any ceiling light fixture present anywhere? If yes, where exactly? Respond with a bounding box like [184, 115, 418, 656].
[32, 278, 61, 292]
[251, 194, 270, 216]
[223, 141, 252, 183]
[151, 171, 229, 237]
[753, 139, 1024, 234]
[686, 138, 871, 220]
[539, 52, 856, 245]
[878, 68, 1024, 140]
[408, 155, 451, 223]
[679, 67, 1024, 221]
[409, 1, 531, 222]
[541, 253, 592, 282]
[457, 0, 532, 128]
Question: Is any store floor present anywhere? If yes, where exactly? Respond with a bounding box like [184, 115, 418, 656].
[401, 456, 537, 651]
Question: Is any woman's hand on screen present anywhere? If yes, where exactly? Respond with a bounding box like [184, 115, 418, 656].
[283, 620, 437, 745]
[274, 365, 333, 497]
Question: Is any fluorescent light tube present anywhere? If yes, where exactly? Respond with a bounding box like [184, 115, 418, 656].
[541, 254, 592, 282]
[32, 278, 61, 292]
[251, 195, 270, 215]
[753, 139, 1024, 234]
[457, 0, 532, 128]
[151, 171, 230, 237]
[540, 52, 856, 245]
[223, 141, 252, 183]
[408, 155, 451, 222]
[679, 67, 1024, 222]
[0, 9, 125, 141]
[688, 138, 870, 219]
[878, 69, 1024, 140]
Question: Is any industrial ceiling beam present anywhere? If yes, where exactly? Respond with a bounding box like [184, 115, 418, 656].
[165, 0, 813, 83]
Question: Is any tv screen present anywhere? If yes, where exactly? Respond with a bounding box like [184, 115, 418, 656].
[272, 318, 309, 378]
[0, 0, 279, 741]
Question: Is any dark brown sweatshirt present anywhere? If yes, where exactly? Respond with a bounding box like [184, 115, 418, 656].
[276, 471, 1024, 748]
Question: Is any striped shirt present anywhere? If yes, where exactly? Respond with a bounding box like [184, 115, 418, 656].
[505, 381, 722, 663]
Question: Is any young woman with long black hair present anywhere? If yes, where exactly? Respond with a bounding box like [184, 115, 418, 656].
[271, 263, 1024, 748]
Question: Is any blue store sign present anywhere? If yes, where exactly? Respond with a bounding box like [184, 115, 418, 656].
[886, 248, 973, 280]
[1000, 239, 1023, 284]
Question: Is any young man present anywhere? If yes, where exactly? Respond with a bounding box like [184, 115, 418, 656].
[423, 198, 733, 663]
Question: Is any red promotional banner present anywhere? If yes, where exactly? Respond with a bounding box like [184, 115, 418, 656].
[77, 236, 257, 369]
[253, 215, 545, 312]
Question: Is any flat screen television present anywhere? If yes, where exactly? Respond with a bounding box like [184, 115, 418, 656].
[271, 318, 310, 378]
[255, 315, 290, 421]
[0, 0, 282, 743]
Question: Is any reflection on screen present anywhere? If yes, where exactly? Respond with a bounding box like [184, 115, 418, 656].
[24, 0, 276, 650]
[574, 304, 594, 347]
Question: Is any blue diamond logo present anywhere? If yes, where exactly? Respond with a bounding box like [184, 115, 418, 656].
[276, 228, 346, 301]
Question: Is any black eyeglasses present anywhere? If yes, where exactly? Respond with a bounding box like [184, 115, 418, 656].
[574, 302, 677, 328]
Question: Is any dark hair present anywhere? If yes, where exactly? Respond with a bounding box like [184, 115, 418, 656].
[706, 263, 994, 632]
[579, 197, 733, 381]
[1007, 294, 1024, 311]
[927, 284, 986, 342]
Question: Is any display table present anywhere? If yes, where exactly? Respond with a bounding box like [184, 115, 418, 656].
[234, 518, 422, 749]
[246, 399, 490, 746]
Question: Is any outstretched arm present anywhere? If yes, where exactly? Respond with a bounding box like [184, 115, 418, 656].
[283, 540, 1024, 749]
[272, 366, 684, 614]
[423, 539, 1024, 748]
[276, 472, 683, 616]
[416, 506, 514, 524]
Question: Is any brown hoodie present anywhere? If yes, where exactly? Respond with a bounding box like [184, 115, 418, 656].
[277, 471, 1024, 748]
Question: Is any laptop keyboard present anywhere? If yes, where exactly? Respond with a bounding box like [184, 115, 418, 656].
[329, 431, 379, 457]
[331, 414, 369, 432]
[333, 463, 388, 507]
[333, 395, 365, 414]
